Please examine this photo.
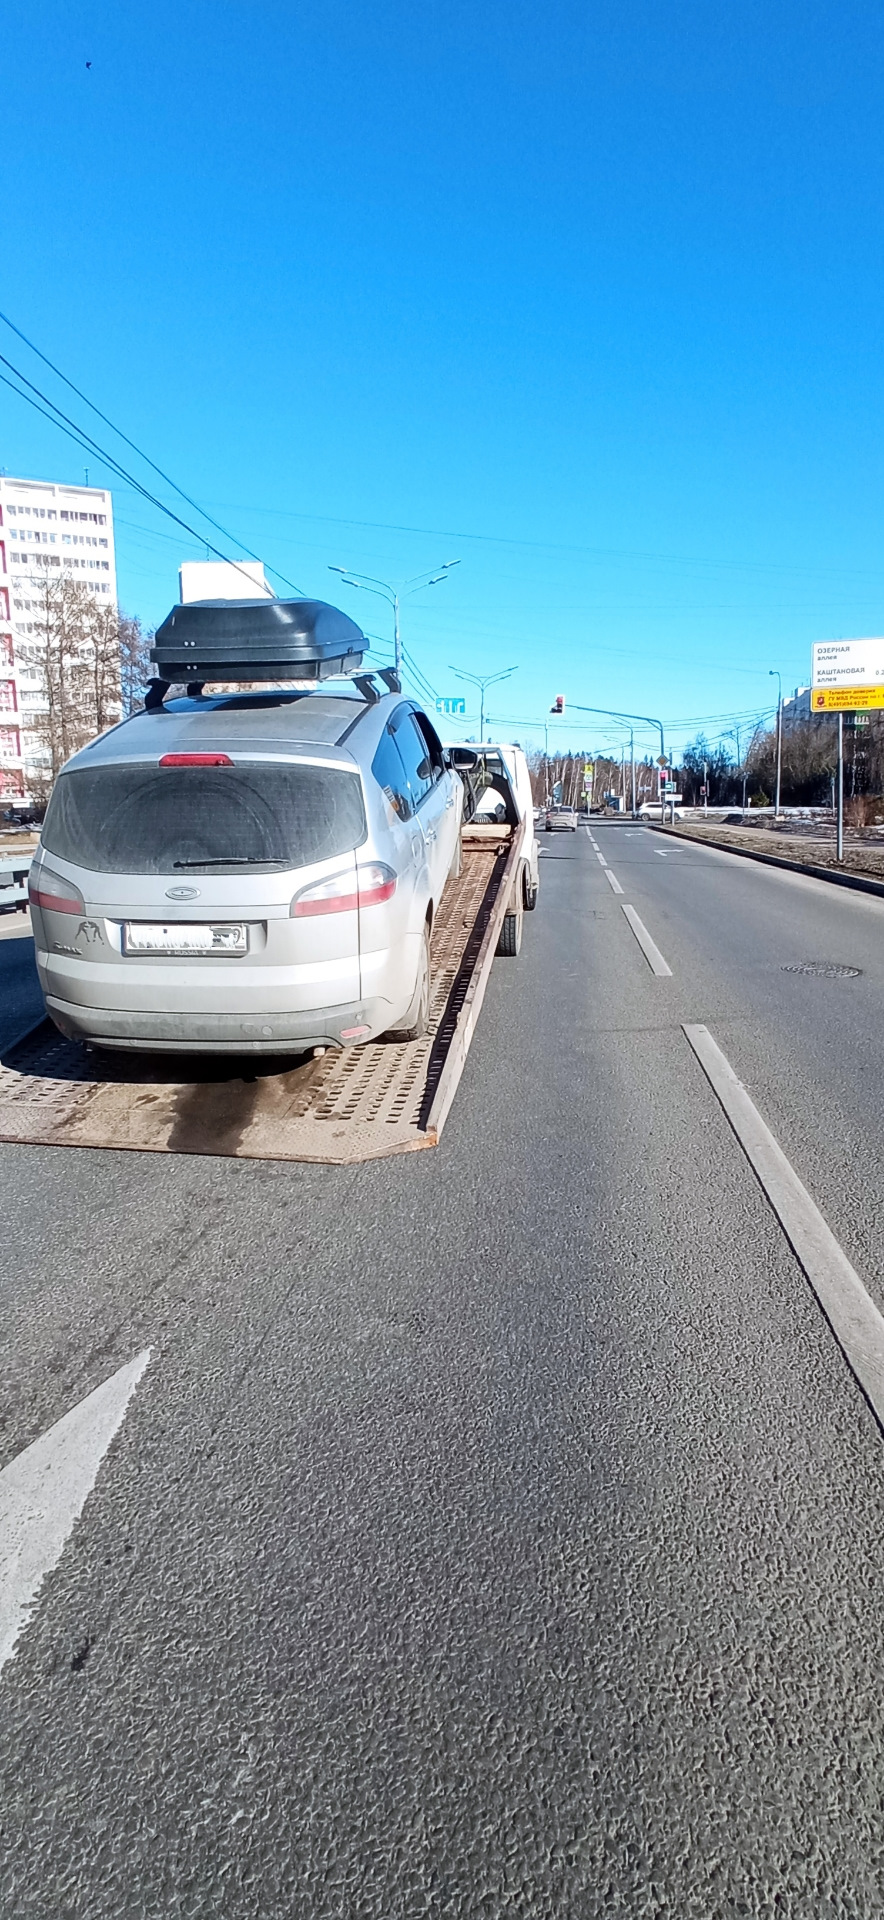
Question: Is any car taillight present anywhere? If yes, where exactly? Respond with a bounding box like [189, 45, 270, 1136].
[290, 863, 397, 918]
[29, 870, 86, 915]
[356, 862, 397, 908]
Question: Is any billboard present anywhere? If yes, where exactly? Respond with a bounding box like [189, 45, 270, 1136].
[812, 638, 884, 687]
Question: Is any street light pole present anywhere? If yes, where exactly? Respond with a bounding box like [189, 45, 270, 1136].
[769, 669, 783, 819]
[725, 724, 743, 815]
[329, 560, 460, 683]
[449, 665, 517, 742]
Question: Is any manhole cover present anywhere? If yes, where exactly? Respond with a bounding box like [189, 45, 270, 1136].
[782, 962, 862, 979]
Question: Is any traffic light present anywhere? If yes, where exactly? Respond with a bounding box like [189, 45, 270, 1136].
[551, 695, 565, 714]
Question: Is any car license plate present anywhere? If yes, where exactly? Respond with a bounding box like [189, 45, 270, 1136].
[123, 922, 248, 956]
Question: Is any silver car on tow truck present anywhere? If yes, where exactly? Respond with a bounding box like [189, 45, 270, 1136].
[29, 687, 463, 1054]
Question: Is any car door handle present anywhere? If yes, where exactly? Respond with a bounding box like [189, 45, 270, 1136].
[425, 827, 437, 842]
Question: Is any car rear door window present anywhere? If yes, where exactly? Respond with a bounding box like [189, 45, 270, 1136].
[390, 710, 434, 809]
[371, 727, 413, 821]
[411, 711, 446, 785]
[41, 762, 367, 874]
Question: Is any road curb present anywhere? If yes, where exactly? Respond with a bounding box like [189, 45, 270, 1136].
[646, 824, 884, 901]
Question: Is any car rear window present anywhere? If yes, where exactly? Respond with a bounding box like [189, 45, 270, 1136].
[41, 762, 367, 875]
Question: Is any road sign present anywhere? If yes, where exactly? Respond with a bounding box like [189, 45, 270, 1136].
[811, 685, 884, 712]
[435, 697, 467, 716]
[656, 755, 668, 767]
[812, 638, 884, 688]
[847, 713, 871, 728]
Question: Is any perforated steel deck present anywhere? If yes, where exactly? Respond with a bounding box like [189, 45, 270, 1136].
[0, 834, 519, 1163]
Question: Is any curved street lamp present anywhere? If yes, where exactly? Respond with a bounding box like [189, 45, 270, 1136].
[329, 561, 461, 681]
[448, 665, 517, 743]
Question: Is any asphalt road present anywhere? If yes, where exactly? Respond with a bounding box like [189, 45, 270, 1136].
[2, 826, 884, 1917]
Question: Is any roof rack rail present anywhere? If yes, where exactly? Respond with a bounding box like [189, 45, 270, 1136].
[353, 674, 380, 704]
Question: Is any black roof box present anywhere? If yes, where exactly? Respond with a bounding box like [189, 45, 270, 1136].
[151, 597, 366, 683]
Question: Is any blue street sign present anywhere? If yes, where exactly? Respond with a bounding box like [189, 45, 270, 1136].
[435, 697, 467, 716]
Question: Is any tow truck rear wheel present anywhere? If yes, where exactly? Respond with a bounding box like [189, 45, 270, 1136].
[388, 926, 431, 1041]
[497, 896, 523, 956]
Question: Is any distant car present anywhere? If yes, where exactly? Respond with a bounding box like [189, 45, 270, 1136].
[638, 799, 684, 822]
[545, 805, 578, 832]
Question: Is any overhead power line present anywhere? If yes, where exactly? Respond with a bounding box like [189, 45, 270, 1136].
[0, 308, 285, 580]
[0, 323, 306, 599]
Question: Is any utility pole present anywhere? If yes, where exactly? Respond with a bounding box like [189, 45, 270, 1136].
[702, 758, 708, 815]
[769, 669, 783, 818]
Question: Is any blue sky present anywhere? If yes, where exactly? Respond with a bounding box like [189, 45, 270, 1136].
[3, 0, 884, 760]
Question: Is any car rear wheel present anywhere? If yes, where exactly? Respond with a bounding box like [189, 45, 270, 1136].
[387, 926, 431, 1042]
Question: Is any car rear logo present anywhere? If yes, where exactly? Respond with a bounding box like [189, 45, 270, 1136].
[165, 885, 201, 900]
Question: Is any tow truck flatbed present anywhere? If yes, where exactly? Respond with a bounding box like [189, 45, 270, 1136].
[0, 823, 525, 1164]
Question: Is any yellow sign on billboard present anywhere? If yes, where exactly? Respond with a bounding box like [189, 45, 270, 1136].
[811, 684, 884, 712]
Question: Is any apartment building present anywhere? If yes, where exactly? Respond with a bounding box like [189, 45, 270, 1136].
[0, 475, 117, 801]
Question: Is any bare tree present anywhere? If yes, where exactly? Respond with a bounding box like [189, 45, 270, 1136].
[18, 569, 122, 788]
[119, 613, 155, 716]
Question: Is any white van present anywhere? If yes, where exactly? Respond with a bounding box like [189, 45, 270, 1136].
[447, 742, 539, 910]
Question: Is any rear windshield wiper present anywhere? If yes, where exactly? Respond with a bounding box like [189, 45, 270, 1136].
[172, 856, 286, 868]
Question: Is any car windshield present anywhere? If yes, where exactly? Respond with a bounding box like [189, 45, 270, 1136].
[41, 761, 367, 875]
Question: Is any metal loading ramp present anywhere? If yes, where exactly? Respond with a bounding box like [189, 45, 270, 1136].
[0, 834, 517, 1164]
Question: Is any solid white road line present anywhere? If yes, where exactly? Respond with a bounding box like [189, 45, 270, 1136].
[0, 1350, 151, 1673]
[621, 904, 673, 976]
[683, 1025, 884, 1430]
[604, 868, 624, 895]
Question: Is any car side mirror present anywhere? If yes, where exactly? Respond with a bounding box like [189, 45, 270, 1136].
[448, 746, 479, 770]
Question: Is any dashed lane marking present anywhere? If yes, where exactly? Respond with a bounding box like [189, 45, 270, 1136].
[604, 869, 624, 895]
[621, 904, 673, 976]
[684, 1024, 884, 1433]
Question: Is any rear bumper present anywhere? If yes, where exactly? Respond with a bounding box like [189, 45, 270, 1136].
[44, 994, 392, 1055]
